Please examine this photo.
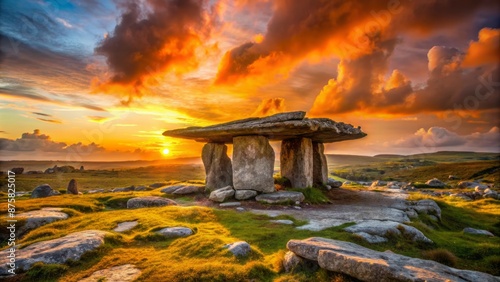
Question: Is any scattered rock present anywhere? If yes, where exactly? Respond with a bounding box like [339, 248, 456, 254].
[134, 185, 150, 191]
[448, 175, 458, 180]
[78, 264, 141, 282]
[31, 184, 58, 198]
[370, 180, 387, 187]
[270, 219, 294, 225]
[353, 232, 388, 243]
[255, 191, 305, 204]
[405, 209, 418, 219]
[67, 179, 79, 195]
[463, 227, 495, 236]
[475, 185, 489, 193]
[219, 202, 241, 207]
[114, 221, 138, 232]
[236, 207, 245, 212]
[344, 220, 433, 243]
[426, 178, 445, 188]
[202, 143, 233, 191]
[16, 209, 69, 236]
[283, 251, 303, 273]
[112, 185, 135, 192]
[327, 178, 342, 188]
[160, 185, 185, 194]
[156, 227, 193, 238]
[209, 186, 235, 202]
[10, 167, 24, 174]
[0, 230, 109, 275]
[457, 181, 478, 189]
[234, 190, 258, 200]
[172, 184, 204, 195]
[450, 193, 472, 201]
[126, 197, 177, 209]
[88, 189, 106, 194]
[411, 199, 441, 220]
[286, 237, 499, 282]
[149, 182, 168, 188]
[224, 241, 251, 257]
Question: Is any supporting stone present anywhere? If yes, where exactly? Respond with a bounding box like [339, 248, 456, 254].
[202, 143, 233, 191]
[280, 138, 313, 188]
[312, 142, 328, 185]
[232, 136, 275, 193]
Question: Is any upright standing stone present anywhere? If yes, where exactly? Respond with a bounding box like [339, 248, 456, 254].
[312, 142, 328, 185]
[281, 138, 313, 188]
[233, 136, 275, 193]
[67, 179, 79, 195]
[202, 143, 233, 191]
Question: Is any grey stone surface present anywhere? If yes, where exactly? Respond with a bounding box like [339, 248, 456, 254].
[233, 136, 275, 193]
[255, 191, 305, 204]
[209, 186, 235, 202]
[113, 221, 139, 232]
[426, 178, 445, 188]
[149, 182, 168, 188]
[126, 197, 177, 209]
[160, 185, 184, 194]
[163, 111, 366, 143]
[78, 264, 142, 282]
[0, 230, 108, 275]
[354, 232, 388, 243]
[411, 199, 442, 220]
[283, 251, 303, 273]
[287, 237, 499, 282]
[156, 227, 193, 238]
[327, 178, 343, 188]
[280, 138, 313, 188]
[172, 184, 204, 195]
[344, 220, 432, 243]
[31, 184, 57, 198]
[112, 185, 135, 192]
[67, 179, 79, 195]
[457, 181, 479, 189]
[234, 189, 258, 200]
[17, 209, 68, 235]
[270, 219, 294, 225]
[224, 241, 251, 257]
[463, 227, 495, 236]
[202, 143, 233, 191]
[219, 202, 241, 207]
[312, 142, 328, 185]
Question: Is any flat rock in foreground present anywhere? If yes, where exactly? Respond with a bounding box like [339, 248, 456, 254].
[0, 230, 109, 275]
[126, 196, 177, 209]
[17, 208, 68, 235]
[163, 111, 366, 143]
[287, 237, 499, 282]
[78, 264, 141, 282]
[255, 191, 305, 204]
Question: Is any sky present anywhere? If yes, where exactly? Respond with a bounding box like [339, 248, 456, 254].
[0, 0, 499, 161]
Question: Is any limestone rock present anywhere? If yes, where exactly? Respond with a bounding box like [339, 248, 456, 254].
[354, 232, 388, 243]
[17, 209, 68, 236]
[160, 184, 185, 194]
[126, 197, 177, 209]
[172, 184, 204, 195]
[411, 199, 441, 220]
[163, 111, 366, 143]
[426, 178, 445, 188]
[156, 227, 193, 238]
[114, 221, 138, 232]
[457, 181, 478, 189]
[255, 191, 305, 204]
[234, 189, 258, 200]
[371, 180, 387, 187]
[281, 138, 313, 188]
[344, 220, 433, 243]
[149, 182, 168, 188]
[67, 179, 79, 195]
[283, 251, 303, 273]
[312, 142, 328, 185]
[327, 178, 343, 188]
[475, 185, 489, 192]
[112, 185, 135, 192]
[202, 143, 233, 191]
[224, 241, 251, 257]
[233, 136, 275, 193]
[219, 202, 241, 207]
[10, 167, 24, 174]
[78, 264, 141, 282]
[270, 219, 294, 225]
[31, 184, 57, 198]
[0, 230, 108, 275]
[463, 227, 495, 236]
[287, 237, 499, 282]
[209, 186, 235, 202]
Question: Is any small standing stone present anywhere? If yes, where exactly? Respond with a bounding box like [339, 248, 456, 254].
[67, 179, 79, 195]
[224, 241, 251, 257]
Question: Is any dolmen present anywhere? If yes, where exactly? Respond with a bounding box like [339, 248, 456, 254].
[163, 111, 366, 195]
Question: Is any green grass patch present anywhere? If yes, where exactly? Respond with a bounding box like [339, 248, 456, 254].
[289, 187, 330, 204]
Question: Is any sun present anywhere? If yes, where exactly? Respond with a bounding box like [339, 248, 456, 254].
[162, 148, 170, 155]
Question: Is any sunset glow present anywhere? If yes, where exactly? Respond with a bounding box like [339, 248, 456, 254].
[0, 0, 499, 161]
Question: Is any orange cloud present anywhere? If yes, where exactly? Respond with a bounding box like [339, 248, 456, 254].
[252, 98, 286, 116]
[462, 28, 500, 67]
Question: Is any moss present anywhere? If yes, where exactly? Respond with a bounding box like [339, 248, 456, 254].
[25, 262, 68, 281]
[289, 187, 330, 204]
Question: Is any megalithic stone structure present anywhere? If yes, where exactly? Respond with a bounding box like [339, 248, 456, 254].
[163, 111, 366, 193]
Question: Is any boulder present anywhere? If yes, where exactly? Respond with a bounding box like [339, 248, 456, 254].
[344, 220, 432, 244]
[450, 193, 472, 201]
[156, 227, 193, 238]
[312, 142, 328, 185]
[327, 178, 343, 188]
[255, 191, 305, 204]
[209, 186, 235, 202]
[149, 182, 168, 188]
[219, 202, 241, 207]
[171, 184, 204, 195]
[114, 221, 138, 232]
[463, 227, 495, 236]
[234, 190, 258, 200]
[287, 237, 499, 282]
[475, 185, 489, 193]
[78, 264, 141, 282]
[160, 185, 185, 194]
[0, 230, 108, 275]
[411, 199, 441, 220]
[10, 167, 24, 174]
[202, 143, 233, 191]
[283, 251, 304, 272]
[126, 197, 177, 209]
[16, 209, 69, 236]
[457, 181, 478, 189]
[280, 138, 313, 188]
[233, 136, 275, 193]
[112, 186, 135, 192]
[224, 241, 251, 257]
[426, 178, 445, 188]
[67, 179, 79, 195]
[448, 175, 458, 180]
[31, 184, 57, 198]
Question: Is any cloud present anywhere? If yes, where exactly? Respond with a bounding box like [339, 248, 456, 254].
[0, 129, 67, 151]
[462, 28, 500, 67]
[393, 126, 500, 149]
[93, 0, 218, 103]
[88, 116, 112, 123]
[252, 98, 286, 116]
[36, 118, 62, 124]
[32, 112, 51, 117]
